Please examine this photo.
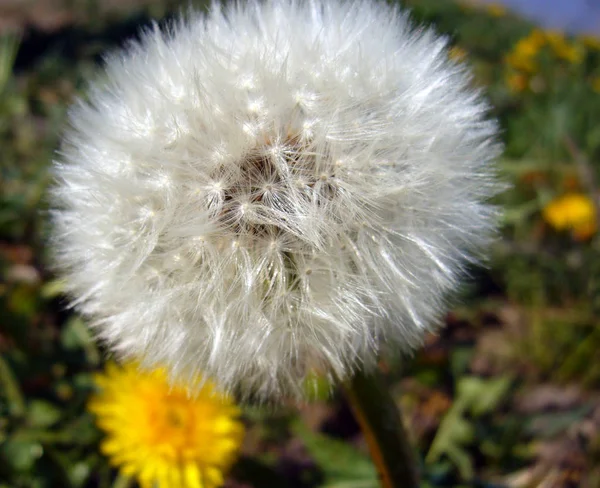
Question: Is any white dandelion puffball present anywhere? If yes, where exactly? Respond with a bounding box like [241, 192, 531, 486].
[51, 0, 501, 399]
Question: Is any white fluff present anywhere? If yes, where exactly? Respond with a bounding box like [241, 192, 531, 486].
[50, 0, 501, 400]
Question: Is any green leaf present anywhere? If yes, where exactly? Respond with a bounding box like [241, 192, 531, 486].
[61, 317, 101, 365]
[0, 33, 20, 94]
[459, 376, 512, 416]
[40, 279, 66, 299]
[12, 428, 72, 444]
[426, 375, 513, 480]
[322, 481, 380, 488]
[0, 439, 43, 471]
[73, 372, 96, 390]
[0, 354, 26, 418]
[501, 199, 542, 225]
[26, 400, 62, 428]
[292, 421, 378, 485]
[425, 389, 474, 479]
[450, 348, 473, 378]
[426, 407, 474, 464]
[445, 444, 475, 481]
[69, 461, 92, 486]
[63, 413, 101, 445]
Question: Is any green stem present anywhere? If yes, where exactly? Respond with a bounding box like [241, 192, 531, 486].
[343, 368, 419, 488]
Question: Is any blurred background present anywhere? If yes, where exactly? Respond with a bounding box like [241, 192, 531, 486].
[0, 0, 599, 487]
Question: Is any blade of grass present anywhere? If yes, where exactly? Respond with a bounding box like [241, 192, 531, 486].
[0, 32, 20, 94]
[0, 354, 26, 417]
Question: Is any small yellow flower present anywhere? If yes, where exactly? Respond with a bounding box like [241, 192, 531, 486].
[506, 72, 528, 93]
[543, 193, 598, 240]
[506, 31, 546, 72]
[581, 35, 600, 51]
[89, 362, 244, 488]
[528, 29, 548, 47]
[545, 31, 583, 64]
[544, 31, 566, 47]
[506, 29, 585, 81]
[505, 52, 535, 73]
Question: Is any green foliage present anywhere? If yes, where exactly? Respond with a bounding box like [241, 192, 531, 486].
[293, 421, 378, 487]
[426, 376, 512, 480]
[0, 33, 20, 93]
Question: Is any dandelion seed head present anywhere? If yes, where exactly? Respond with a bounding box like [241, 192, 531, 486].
[51, 0, 502, 400]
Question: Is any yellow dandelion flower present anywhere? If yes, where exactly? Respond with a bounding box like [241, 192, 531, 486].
[544, 30, 566, 46]
[528, 29, 548, 47]
[506, 72, 528, 93]
[543, 193, 598, 240]
[507, 31, 546, 72]
[545, 31, 584, 64]
[486, 3, 507, 17]
[89, 362, 244, 488]
[581, 35, 600, 51]
[505, 52, 535, 73]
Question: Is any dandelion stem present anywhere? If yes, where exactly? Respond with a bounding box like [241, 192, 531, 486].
[343, 368, 419, 488]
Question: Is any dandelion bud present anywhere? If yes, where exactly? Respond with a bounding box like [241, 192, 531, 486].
[51, 0, 501, 399]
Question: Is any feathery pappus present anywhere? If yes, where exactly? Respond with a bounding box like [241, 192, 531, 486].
[50, 0, 502, 400]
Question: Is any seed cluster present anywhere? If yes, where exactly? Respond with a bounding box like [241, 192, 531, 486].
[210, 130, 338, 247]
[50, 0, 501, 399]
